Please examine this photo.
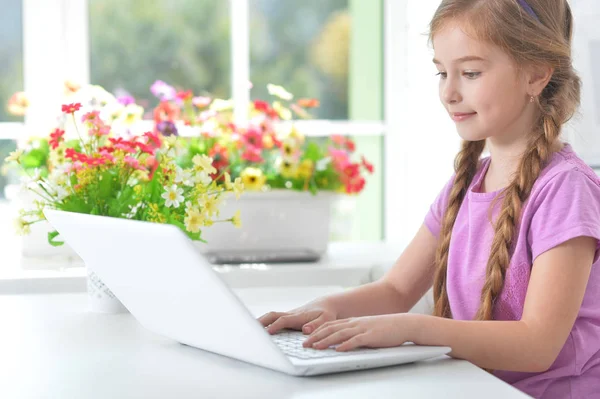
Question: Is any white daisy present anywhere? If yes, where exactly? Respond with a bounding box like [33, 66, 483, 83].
[161, 184, 184, 208]
[194, 170, 213, 186]
[174, 166, 194, 187]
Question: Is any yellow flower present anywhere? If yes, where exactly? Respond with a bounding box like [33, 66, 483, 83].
[184, 208, 205, 233]
[280, 158, 298, 179]
[224, 172, 233, 190]
[5, 149, 24, 163]
[14, 217, 31, 235]
[262, 135, 274, 149]
[147, 203, 167, 223]
[231, 210, 242, 228]
[192, 154, 217, 175]
[273, 101, 292, 120]
[288, 127, 305, 144]
[199, 194, 221, 217]
[210, 99, 234, 111]
[282, 138, 298, 157]
[298, 159, 314, 180]
[233, 177, 244, 199]
[241, 167, 266, 191]
[119, 104, 144, 126]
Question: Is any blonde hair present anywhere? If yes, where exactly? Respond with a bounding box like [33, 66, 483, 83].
[429, 0, 581, 321]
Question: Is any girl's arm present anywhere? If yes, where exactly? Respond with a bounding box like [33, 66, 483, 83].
[325, 224, 438, 318]
[408, 236, 596, 372]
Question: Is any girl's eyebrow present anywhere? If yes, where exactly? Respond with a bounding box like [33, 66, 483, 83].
[432, 55, 487, 65]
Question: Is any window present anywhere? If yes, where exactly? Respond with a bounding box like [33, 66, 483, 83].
[0, 0, 23, 124]
[0, 0, 23, 200]
[249, 0, 349, 120]
[89, 0, 231, 110]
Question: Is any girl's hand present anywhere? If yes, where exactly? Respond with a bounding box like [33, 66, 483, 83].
[258, 299, 339, 335]
[302, 314, 414, 352]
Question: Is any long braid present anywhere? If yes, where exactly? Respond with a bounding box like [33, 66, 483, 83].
[433, 139, 486, 318]
[475, 129, 554, 320]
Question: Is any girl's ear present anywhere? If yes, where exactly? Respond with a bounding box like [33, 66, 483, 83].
[527, 64, 554, 97]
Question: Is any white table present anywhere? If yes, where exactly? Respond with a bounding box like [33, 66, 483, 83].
[0, 291, 531, 399]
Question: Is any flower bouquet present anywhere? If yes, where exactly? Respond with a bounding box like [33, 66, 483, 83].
[148, 81, 374, 260]
[4, 100, 244, 311]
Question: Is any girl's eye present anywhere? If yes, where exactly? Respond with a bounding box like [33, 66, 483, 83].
[436, 72, 447, 79]
[463, 71, 481, 79]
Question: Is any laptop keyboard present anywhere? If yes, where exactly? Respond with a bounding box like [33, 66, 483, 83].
[271, 330, 365, 359]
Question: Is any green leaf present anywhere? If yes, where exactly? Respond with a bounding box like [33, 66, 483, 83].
[304, 141, 323, 161]
[47, 230, 64, 247]
[98, 169, 115, 199]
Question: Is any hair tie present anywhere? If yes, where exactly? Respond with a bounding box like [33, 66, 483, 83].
[517, 0, 540, 22]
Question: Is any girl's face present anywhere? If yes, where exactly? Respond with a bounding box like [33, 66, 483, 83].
[432, 23, 532, 143]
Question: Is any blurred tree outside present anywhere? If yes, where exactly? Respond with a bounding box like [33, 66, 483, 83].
[90, 0, 350, 120]
[250, 0, 350, 120]
[89, 0, 231, 112]
[0, 0, 23, 199]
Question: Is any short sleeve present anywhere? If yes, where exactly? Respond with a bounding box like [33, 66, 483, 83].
[424, 175, 456, 239]
[528, 170, 600, 263]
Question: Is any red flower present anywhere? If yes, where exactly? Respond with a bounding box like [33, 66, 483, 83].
[361, 156, 374, 174]
[253, 100, 270, 113]
[108, 137, 137, 153]
[153, 100, 180, 123]
[143, 131, 162, 148]
[61, 103, 82, 114]
[297, 98, 320, 108]
[343, 163, 361, 179]
[209, 144, 229, 171]
[134, 142, 155, 155]
[49, 128, 65, 149]
[176, 90, 193, 101]
[346, 177, 366, 194]
[345, 139, 356, 152]
[65, 148, 88, 163]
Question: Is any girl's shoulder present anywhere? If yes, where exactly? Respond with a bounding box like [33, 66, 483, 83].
[533, 143, 600, 194]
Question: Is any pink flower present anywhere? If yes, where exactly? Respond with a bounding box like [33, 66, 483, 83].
[124, 156, 141, 169]
[328, 147, 350, 171]
[81, 110, 101, 124]
[241, 126, 264, 149]
[241, 147, 264, 163]
[192, 96, 212, 108]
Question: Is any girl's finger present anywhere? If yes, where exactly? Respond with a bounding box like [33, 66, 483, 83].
[335, 333, 369, 352]
[257, 311, 287, 327]
[310, 318, 349, 338]
[302, 313, 331, 334]
[312, 327, 363, 350]
[303, 322, 346, 347]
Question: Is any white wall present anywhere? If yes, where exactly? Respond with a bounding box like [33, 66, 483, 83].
[569, 0, 600, 166]
[385, 0, 460, 248]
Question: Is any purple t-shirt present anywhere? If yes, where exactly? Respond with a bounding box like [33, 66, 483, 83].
[424, 144, 600, 399]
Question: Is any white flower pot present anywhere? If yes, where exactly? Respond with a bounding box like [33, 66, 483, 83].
[197, 190, 336, 261]
[5, 183, 80, 265]
[86, 268, 128, 314]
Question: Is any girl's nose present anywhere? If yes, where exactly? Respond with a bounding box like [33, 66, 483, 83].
[442, 81, 462, 105]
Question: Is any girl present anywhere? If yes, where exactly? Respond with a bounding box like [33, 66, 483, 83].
[259, 1, 600, 398]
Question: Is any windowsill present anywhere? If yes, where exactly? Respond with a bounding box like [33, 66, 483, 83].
[0, 242, 402, 295]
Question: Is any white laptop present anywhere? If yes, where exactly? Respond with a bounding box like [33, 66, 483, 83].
[44, 209, 451, 376]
